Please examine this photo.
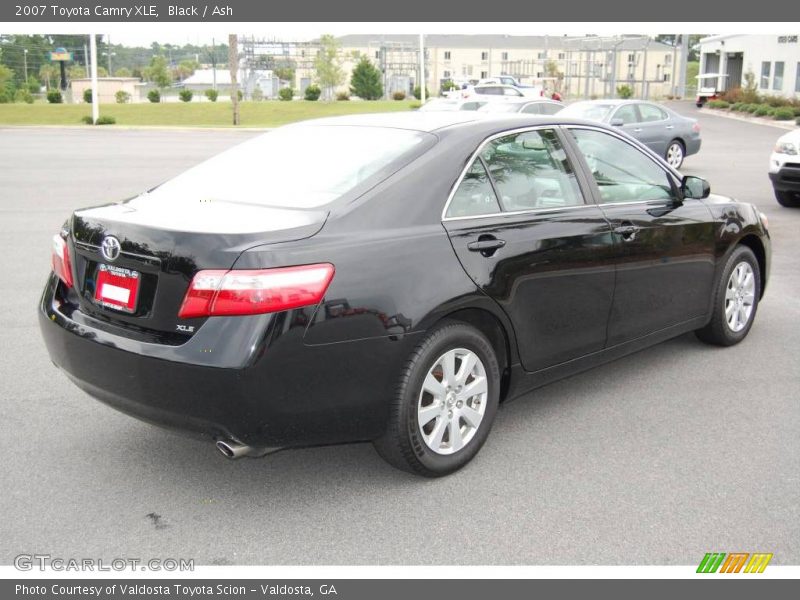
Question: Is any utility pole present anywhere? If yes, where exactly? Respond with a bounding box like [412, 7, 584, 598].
[678, 34, 689, 99]
[228, 34, 240, 125]
[211, 37, 217, 90]
[107, 34, 112, 74]
[89, 33, 99, 124]
[641, 37, 649, 99]
[84, 43, 90, 77]
[418, 34, 426, 104]
[23, 49, 28, 82]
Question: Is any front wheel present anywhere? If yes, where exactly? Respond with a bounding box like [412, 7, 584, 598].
[696, 245, 761, 346]
[775, 189, 800, 208]
[374, 321, 500, 477]
[665, 139, 685, 169]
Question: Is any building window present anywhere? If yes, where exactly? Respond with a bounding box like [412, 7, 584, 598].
[443, 70, 451, 78]
[462, 65, 473, 76]
[760, 61, 771, 89]
[628, 53, 636, 64]
[558, 52, 565, 60]
[773, 61, 784, 90]
[444, 51, 451, 60]
[537, 52, 546, 59]
[796, 62, 800, 92]
[375, 50, 380, 59]
[481, 51, 488, 61]
[665, 54, 672, 65]
[664, 73, 671, 82]
[480, 71, 488, 79]
[501, 52, 508, 60]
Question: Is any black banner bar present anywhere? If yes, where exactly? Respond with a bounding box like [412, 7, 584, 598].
[2, 0, 800, 22]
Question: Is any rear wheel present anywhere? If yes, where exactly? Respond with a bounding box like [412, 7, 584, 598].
[696, 246, 761, 346]
[774, 189, 800, 208]
[374, 321, 500, 477]
[665, 139, 685, 169]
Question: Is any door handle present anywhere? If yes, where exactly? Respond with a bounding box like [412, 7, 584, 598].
[613, 224, 640, 240]
[633, 128, 643, 133]
[665, 125, 675, 130]
[467, 236, 506, 257]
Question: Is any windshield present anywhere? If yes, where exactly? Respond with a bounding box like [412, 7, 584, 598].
[146, 125, 428, 209]
[559, 103, 615, 121]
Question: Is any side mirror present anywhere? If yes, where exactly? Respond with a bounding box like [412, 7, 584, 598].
[610, 118, 624, 127]
[682, 175, 710, 199]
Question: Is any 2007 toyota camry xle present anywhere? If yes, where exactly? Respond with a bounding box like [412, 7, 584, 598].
[39, 112, 770, 476]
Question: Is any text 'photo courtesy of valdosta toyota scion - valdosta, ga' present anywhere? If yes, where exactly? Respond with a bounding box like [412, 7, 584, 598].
[39, 111, 771, 477]
[15, 584, 336, 596]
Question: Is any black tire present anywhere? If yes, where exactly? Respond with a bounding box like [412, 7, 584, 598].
[373, 321, 500, 477]
[774, 188, 800, 208]
[665, 139, 686, 169]
[695, 245, 761, 346]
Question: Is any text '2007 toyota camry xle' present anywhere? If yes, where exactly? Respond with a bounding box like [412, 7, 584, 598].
[40, 112, 771, 476]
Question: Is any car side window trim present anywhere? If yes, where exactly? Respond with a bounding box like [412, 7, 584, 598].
[637, 103, 669, 123]
[441, 125, 591, 222]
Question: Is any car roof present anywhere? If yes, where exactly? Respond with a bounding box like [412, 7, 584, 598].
[288, 111, 610, 136]
[294, 111, 486, 132]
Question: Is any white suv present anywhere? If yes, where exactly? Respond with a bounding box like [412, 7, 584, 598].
[769, 129, 800, 207]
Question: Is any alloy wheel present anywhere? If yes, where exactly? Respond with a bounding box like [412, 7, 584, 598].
[725, 261, 756, 333]
[666, 142, 684, 168]
[417, 348, 488, 455]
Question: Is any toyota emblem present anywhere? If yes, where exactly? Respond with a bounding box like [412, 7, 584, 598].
[100, 236, 121, 262]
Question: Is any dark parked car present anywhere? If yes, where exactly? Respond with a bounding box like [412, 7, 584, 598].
[559, 99, 702, 168]
[40, 113, 770, 476]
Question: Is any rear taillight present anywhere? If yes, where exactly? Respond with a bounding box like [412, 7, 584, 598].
[692, 122, 701, 133]
[178, 263, 335, 319]
[51, 234, 73, 288]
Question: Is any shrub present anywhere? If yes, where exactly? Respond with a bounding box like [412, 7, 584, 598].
[392, 90, 406, 101]
[707, 100, 729, 109]
[441, 80, 459, 93]
[237, 90, 243, 101]
[744, 103, 759, 113]
[147, 89, 160, 103]
[115, 90, 131, 104]
[251, 87, 263, 101]
[773, 107, 794, 121]
[14, 89, 34, 104]
[336, 91, 350, 101]
[179, 89, 193, 102]
[46, 89, 63, 103]
[204, 89, 218, 102]
[721, 87, 744, 103]
[409, 100, 422, 109]
[765, 95, 788, 108]
[0, 91, 10, 104]
[413, 85, 431, 100]
[278, 87, 293, 101]
[754, 105, 771, 117]
[616, 84, 633, 99]
[793, 107, 800, 117]
[304, 84, 322, 101]
[80, 115, 116, 125]
[83, 88, 93, 103]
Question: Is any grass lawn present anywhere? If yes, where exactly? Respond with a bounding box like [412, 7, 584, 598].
[0, 100, 418, 128]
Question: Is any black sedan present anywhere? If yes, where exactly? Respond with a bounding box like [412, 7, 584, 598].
[40, 113, 770, 477]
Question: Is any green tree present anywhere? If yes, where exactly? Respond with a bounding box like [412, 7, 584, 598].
[274, 65, 295, 85]
[144, 55, 172, 89]
[39, 63, 58, 89]
[0, 64, 14, 91]
[175, 59, 199, 81]
[314, 34, 344, 100]
[349, 56, 383, 100]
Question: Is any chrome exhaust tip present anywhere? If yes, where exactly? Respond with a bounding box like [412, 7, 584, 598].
[215, 439, 253, 459]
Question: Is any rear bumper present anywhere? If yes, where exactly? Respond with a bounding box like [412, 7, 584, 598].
[769, 167, 800, 193]
[685, 136, 702, 157]
[39, 274, 417, 449]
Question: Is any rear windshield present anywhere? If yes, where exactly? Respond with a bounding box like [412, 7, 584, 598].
[559, 103, 615, 121]
[149, 125, 428, 209]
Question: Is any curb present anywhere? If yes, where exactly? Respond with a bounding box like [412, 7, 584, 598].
[0, 125, 271, 132]
[699, 108, 798, 131]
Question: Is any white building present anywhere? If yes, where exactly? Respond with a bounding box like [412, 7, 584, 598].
[697, 34, 800, 99]
[182, 68, 277, 99]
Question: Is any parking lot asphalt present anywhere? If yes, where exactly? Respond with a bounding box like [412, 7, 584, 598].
[1, 102, 798, 566]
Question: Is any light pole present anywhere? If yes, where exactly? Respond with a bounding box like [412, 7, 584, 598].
[23, 49, 28, 83]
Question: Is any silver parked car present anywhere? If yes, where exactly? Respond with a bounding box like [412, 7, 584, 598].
[559, 100, 702, 168]
[478, 98, 564, 116]
[418, 98, 487, 112]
